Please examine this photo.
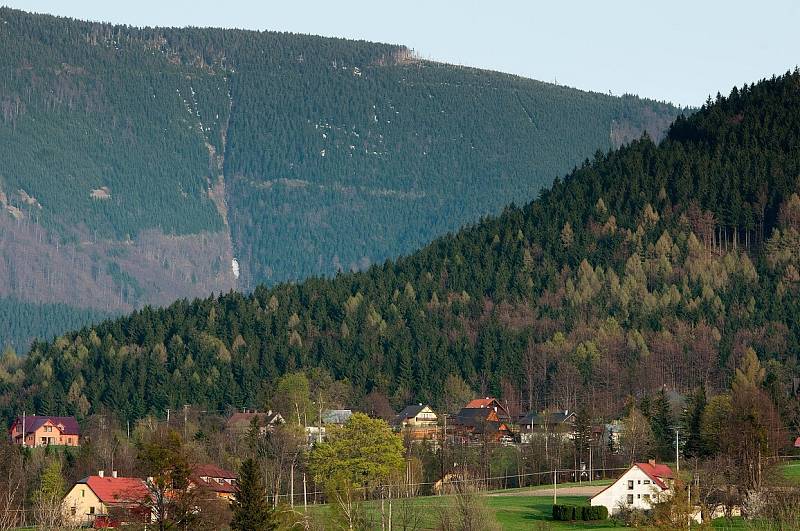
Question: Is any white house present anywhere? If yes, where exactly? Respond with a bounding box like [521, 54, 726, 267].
[590, 460, 674, 514]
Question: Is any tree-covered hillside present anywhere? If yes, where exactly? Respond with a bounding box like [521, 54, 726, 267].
[0, 8, 682, 350]
[4, 72, 798, 439]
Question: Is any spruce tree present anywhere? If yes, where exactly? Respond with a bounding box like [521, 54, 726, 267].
[649, 388, 674, 462]
[231, 458, 276, 531]
[681, 387, 706, 459]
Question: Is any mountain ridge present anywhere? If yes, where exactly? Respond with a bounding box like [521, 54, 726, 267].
[0, 7, 684, 349]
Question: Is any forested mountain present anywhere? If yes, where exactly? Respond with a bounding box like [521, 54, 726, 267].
[4, 71, 799, 442]
[0, 8, 682, 350]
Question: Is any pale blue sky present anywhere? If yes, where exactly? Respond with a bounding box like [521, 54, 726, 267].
[4, 1, 799, 106]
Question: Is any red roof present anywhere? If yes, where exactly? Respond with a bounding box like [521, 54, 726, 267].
[794, 436, 800, 448]
[82, 476, 149, 505]
[190, 464, 237, 494]
[193, 464, 237, 480]
[465, 398, 499, 409]
[635, 462, 674, 490]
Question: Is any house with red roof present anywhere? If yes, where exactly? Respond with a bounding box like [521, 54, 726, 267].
[464, 398, 512, 423]
[63, 471, 151, 527]
[189, 464, 238, 501]
[9, 415, 80, 447]
[589, 460, 674, 514]
[794, 436, 800, 448]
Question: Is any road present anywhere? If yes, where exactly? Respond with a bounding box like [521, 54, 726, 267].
[490, 485, 605, 497]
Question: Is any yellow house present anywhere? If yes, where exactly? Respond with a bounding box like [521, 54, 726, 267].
[392, 404, 439, 440]
[63, 471, 150, 527]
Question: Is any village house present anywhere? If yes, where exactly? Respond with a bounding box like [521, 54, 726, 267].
[226, 410, 284, 435]
[464, 397, 513, 423]
[189, 464, 238, 501]
[450, 407, 513, 444]
[589, 460, 674, 515]
[8, 415, 80, 447]
[63, 471, 150, 527]
[306, 409, 353, 444]
[518, 410, 575, 444]
[392, 404, 439, 441]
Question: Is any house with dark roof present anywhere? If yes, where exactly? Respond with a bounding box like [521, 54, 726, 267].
[189, 464, 238, 501]
[392, 404, 439, 441]
[63, 471, 150, 527]
[590, 460, 675, 515]
[226, 410, 284, 435]
[518, 410, 575, 443]
[9, 415, 80, 447]
[464, 398, 512, 423]
[451, 407, 512, 444]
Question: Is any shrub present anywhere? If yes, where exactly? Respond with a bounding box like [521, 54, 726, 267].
[553, 504, 608, 521]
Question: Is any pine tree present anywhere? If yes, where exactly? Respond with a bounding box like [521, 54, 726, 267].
[231, 458, 276, 531]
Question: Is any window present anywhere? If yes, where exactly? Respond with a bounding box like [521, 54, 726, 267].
[637, 494, 641, 499]
[71, 507, 76, 516]
[89, 507, 95, 514]
[81, 489, 85, 498]
[627, 480, 634, 490]
[643, 494, 651, 501]
[637, 480, 641, 484]
[643, 479, 650, 484]
[626, 494, 634, 504]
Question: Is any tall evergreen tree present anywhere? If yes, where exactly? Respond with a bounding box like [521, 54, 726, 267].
[231, 458, 276, 531]
[681, 386, 707, 459]
[649, 388, 675, 462]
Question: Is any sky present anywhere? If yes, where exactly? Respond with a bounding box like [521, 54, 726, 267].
[4, 1, 799, 107]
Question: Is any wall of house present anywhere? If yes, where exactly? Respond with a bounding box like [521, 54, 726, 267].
[64, 484, 105, 526]
[590, 466, 667, 514]
[29, 425, 79, 447]
[407, 408, 437, 426]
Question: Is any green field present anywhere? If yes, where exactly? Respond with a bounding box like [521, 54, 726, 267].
[781, 460, 800, 483]
[307, 494, 616, 530]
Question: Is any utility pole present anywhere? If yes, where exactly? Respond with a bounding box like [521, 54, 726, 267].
[290, 464, 295, 509]
[303, 472, 308, 513]
[553, 467, 557, 505]
[127, 419, 130, 440]
[675, 429, 680, 474]
[166, 408, 171, 425]
[183, 404, 189, 440]
[21, 411, 25, 448]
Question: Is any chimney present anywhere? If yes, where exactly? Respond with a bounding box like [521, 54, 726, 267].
[98, 470, 104, 478]
[648, 459, 656, 467]
[111, 471, 118, 478]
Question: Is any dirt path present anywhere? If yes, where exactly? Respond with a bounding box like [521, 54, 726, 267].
[490, 485, 605, 497]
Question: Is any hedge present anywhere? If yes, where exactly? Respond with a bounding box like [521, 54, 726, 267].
[552, 504, 608, 521]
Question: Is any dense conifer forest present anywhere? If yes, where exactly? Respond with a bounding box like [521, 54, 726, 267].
[3, 71, 798, 445]
[0, 8, 682, 349]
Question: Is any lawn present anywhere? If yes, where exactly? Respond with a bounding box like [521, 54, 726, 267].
[780, 460, 800, 483]
[489, 496, 619, 530]
[309, 494, 617, 530]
